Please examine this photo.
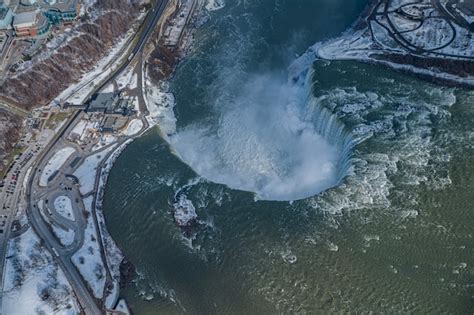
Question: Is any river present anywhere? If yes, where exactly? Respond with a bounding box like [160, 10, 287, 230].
[103, 0, 474, 313]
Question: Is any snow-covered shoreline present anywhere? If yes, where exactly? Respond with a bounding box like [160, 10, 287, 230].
[93, 140, 132, 309]
[289, 0, 474, 89]
[316, 34, 474, 87]
[87, 0, 219, 309]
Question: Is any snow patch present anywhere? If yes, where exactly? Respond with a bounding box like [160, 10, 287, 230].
[143, 71, 176, 137]
[173, 194, 198, 227]
[92, 134, 117, 152]
[116, 66, 138, 90]
[73, 145, 116, 195]
[53, 195, 75, 221]
[52, 225, 75, 246]
[2, 229, 79, 315]
[71, 208, 106, 298]
[114, 299, 131, 314]
[206, 0, 225, 11]
[39, 147, 75, 187]
[122, 119, 144, 136]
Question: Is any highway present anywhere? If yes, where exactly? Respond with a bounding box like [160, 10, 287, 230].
[91, 0, 170, 97]
[8, 0, 171, 314]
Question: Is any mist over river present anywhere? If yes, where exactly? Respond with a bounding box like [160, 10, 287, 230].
[103, 0, 474, 313]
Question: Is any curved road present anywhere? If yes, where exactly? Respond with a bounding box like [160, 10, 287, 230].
[21, 0, 170, 313]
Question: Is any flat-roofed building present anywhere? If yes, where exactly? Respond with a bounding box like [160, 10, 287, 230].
[13, 9, 50, 37]
[0, 5, 13, 29]
[87, 93, 120, 114]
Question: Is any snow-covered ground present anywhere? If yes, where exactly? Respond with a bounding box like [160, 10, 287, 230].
[52, 224, 75, 247]
[80, 140, 136, 310]
[71, 205, 106, 299]
[122, 119, 144, 136]
[206, 0, 225, 11]
[105, 281, 120, 309]
[92, 134, 117, 152]
[2, 229, 79, 315]
[114, 299, 131, 314]
[83, 195, 93, 213]
[22, 166, 32, 190]
[73, 145, 116, 195]
[289, 0, 474, 87]
[53, 195, 76, 221]
[116, 66, 138, 90]
[95, 141, 132, 308]
[56, 27, 137, 106]
[69, 119, 100, 143]
[71, 119, 87, 137]
[143, 71, 176, 138]
[39, 147, 76, 187]
[101, 82, 115, 93]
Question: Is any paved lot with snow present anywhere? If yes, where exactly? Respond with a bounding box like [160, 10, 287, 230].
[73, 145, 116, 195]
[39, 147, 76, 187]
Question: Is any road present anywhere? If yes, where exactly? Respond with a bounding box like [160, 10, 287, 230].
[0, 0, 171, 314]
[368, 0, 474, 60]
[25, 113, 100, 314]
[89, 0, 170, 101]
[0, 144, 39, 297]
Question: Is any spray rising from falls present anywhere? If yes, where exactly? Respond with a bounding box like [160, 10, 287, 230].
[169, 69, 355, 201]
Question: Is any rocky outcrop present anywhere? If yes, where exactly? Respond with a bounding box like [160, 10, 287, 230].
[0, 0, 144, 110]
[376, 53, 474, 77]
[145, 0, 195, 83]
[0, 109, 21, 174]
[147, 45, 178, 82]
[372, 53, 474, 87]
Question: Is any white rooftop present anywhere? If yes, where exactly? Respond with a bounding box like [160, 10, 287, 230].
[13, 10, 37, 27]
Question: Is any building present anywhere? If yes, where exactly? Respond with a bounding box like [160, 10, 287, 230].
[87, 93, 120, 114]
[42, 0, 80, 25]
[13, 10, 50, 38]
[0, 5, 13, 30]
[101, 115, 129, 133]
[87, 92, 136, 116]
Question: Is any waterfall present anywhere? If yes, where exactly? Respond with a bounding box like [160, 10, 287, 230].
[167, 62, 356, 201]
[301, 67, 355, 186]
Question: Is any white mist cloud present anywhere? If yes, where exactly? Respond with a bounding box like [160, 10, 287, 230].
[170, 73, 344, 201]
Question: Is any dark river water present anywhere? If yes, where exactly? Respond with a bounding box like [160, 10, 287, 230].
[103, 0, 474, 313]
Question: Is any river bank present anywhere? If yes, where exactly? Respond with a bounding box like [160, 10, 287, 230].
[290, 0, 474, 89]
[92, 0, 209, 310]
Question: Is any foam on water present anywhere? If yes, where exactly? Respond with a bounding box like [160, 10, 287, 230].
[305, 79, 456, 215]
[169, 73, 354, 201]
